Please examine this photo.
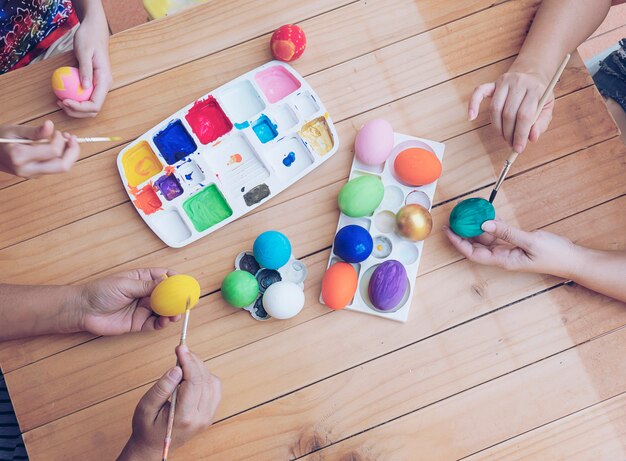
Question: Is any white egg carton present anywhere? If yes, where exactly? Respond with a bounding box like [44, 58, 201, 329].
[321, 133, 445, 322]
[117, 61, 339, 248]
[233, 251, 308, 321]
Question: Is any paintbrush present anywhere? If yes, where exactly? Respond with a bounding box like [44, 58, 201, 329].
[0, 136, 122, 145]
[162, 297, 192, 461]
[489, 53, 571, 203]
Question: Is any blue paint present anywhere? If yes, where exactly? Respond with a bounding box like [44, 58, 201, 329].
[235, 121, 250, 130]
[252, 115, 278, 144]
[185, 172, 193, 181]
[153, 119, 197, 165]
[282, 151, 296, 167]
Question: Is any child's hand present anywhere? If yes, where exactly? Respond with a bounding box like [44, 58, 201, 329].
[445, 220, 578, 278]
[76, 269, 181, 336]
[468, 70, 553, 154]
[61, 9, 112, 118]
[118, 346, 222, 461]
[0, 121, 80, 177]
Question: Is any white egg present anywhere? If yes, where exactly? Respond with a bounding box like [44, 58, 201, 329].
[262, 281, 305, 319]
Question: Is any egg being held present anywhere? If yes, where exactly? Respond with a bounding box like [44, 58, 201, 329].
[333, 224, 373, 263]
[355, 119, 394, 165]
[338, 175, 384, 217]
[449, 198, 496, 238]
[221, 270, 260, 308]
[253, 230, 292, 270]
[321, 262, 358, 310]
[150, 274, 201, 316]
[396, 204, 433, 241]
[262, 281, 305, 319]
[51, 66, 93, 102]
[368, 260, 408, 311]
[394, 147, 442, 186]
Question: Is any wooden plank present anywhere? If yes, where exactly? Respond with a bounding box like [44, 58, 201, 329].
[465, 392, 626, 460]
[18, 194, 626, 459]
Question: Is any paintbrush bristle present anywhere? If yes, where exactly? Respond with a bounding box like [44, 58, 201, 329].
[110, 136, 122, 141]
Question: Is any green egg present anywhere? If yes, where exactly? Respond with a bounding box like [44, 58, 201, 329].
[338, 175, 384, 217]
[221, 270, 259, 308]
[449, 198, 496, 238]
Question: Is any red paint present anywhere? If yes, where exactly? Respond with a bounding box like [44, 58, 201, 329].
[185, 96, 233, 144]
[133, 183, 162, 215]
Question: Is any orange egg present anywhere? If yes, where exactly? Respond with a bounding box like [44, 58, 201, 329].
[321, 262, 358, 310]
[394, 148, 442, 186]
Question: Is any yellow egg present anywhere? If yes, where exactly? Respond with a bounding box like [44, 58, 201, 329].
[150, 274, 201, 316]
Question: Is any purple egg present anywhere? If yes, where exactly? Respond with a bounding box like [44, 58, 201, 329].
[368, 260, 408, 311]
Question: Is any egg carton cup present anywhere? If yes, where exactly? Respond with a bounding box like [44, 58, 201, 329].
[321, 133, 445, 322]
[117, 61, 339, 248]
[234, 251, 308, 321]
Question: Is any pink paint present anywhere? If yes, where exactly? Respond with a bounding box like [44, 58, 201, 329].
[185, 96, 233, 144]
[254, 66, 301, 103]
[132, 184, 162, 215]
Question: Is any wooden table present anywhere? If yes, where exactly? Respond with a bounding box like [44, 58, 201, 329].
[1, 1, 625, 459]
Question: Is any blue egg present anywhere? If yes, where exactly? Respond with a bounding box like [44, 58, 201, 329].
[333, 225, 373, 263]
[253, 230, 292, 269]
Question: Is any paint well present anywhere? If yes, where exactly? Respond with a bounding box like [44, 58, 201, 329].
[122, 141, 162, 187]
[153, 120, 197, 165]
[183, 184, 233, 232]
[252, 114, 278, 143]
[177, 160, 205, 188]
[185, 96, 233, 144]
[299, 116, 334, 156]
[243, 183, 270, 206]
[218, 80, 265, 123]
[155, 174, 184, 201]
[254, 65, 301, 103]
[150, 210, 192, 245]
[268, 137, 313, 181]
[269, 104, 298, 131]
[133, 184, 162, 215]
[292, 92, 319, 118]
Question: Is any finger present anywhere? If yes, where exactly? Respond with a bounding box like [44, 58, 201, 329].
[16, 134, 78, 176]
[512, 92, 538, 153]
[120, 268, 175, 282]
[120, 277, 160, 300]
[444, 226, 477, 259]
[9, 133, 65, 164]
[8, 120, 55, 140]
[490, 84, 509, 140]
[502, 87, 527, 148]
[445, 227, 500, 266]
[60, 99, 98, 118]
[88, 68, 111, 112]
[76, 50, 94, 89]
[481, 220, 534, 249]
[137, 367, 182, 420]
[468, 83, 495, 120]
[529, 98, 554, 142]
[473, 231, 498, 246]
[176, 345, 205, 415]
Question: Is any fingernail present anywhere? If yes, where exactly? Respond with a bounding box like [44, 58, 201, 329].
[514, 144, 524, 153]
[83, 78, 91, 88]
[168, 367, 182, 381]
[468, 109, 476, 120]
[180, 344, 189, 354]
[481, 221, 496, 232]
[442, 225, 449, 231]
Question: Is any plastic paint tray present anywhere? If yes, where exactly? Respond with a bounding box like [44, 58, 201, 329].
[117, 61, 339, 248]
[321, 133, 445, 323]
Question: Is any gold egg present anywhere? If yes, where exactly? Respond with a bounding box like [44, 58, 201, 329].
[396, 204, 433, 241]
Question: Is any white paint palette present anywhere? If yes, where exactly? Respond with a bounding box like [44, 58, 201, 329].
[322, 133, 445, 322]
[117, 61, 339, 248]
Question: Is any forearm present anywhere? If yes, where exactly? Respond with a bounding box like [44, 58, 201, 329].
[511, 0, 612, 80]
[567, 247, 626, 303]
[0, 284, 82, 340]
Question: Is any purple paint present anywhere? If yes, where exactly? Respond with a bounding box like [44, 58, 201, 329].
[368, 260, 408, 311]
[155, 174, 184, 201]
[153, 120, 197, 165]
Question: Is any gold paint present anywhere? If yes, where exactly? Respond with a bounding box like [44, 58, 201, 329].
[299, 116, 334, 155]
[396, 204, 433, 241]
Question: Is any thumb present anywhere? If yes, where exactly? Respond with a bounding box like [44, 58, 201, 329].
[10, 120, 55, 140]
[137, 367, 182, 418]
[76, 49, 93, 89]
[529, 97, 553, 142]
[120, 277, 159, 300]
[481, 220, 534, 249]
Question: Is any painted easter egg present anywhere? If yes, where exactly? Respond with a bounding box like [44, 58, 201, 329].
[338, 175, 384, 217]
[368, 260, 408, 311]
[394, 148, 442, 186]
[270, 24, 306, 62]
[396, 204, 433, 241]
[321, 262, 358, 310]
[150, 274, 201, 316]
[51, 66, 93, 102]
[253, 230, 292, 270]
[449, 198, 496, 238]
[262, 281, 305, 319]
[355, 119, 394, 165]
[221, 270, 260, 308]
[333, 225, 373, 263]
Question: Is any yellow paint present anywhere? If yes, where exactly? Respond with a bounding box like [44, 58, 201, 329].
[122, 141, 162, 187]
[299, 116, 334, 156]
[51, 67, 72, 91]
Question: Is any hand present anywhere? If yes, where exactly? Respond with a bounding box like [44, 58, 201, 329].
[118, 346, 222, 461]
[60, 10, 112, 118]
[445, 220, 579, 278]
[468, 70, 553, 153]
[0, 121, 80, 177]
[76, 269, 181, 336]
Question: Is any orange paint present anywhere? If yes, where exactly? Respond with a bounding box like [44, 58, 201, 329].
[227, 153, 243, 165]
[133, 183, 162, 215]
[165, 165, 176, 175]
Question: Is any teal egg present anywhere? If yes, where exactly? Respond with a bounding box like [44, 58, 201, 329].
[449, 198, 495, 238]
[338, 175, 384, 217]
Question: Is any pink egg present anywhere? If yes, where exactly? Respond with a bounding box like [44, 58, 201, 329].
[355, 119, 394, 166]
[51, 66, 93, 102]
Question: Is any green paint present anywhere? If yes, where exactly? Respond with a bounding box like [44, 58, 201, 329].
[449, 198, 495, 238]
[183, 184, 233, 232]
[221, 270, 259, 308]
[338, 175, 384, 218]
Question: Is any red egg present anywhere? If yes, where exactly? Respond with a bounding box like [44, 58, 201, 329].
[270, 24, 306, 62]
[321, 262, 358, 310]
[394, 147, 442, 186]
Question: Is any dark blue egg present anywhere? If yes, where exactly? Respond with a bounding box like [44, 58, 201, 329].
[333, 224, 373, 263]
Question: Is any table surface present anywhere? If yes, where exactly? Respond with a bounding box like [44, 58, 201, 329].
[1, 1, 625, 459]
